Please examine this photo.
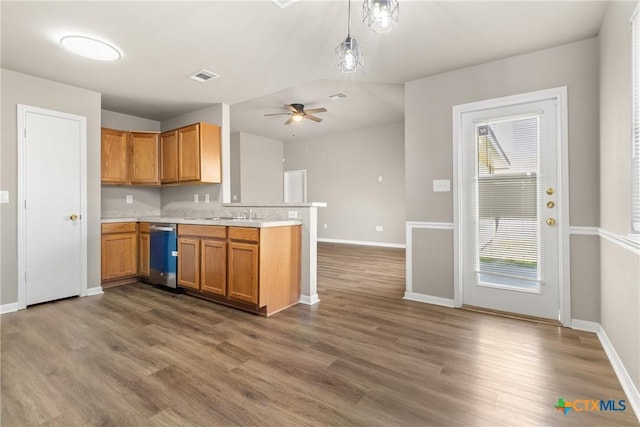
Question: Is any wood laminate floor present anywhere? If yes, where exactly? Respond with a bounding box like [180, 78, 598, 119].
[1, 242, 638, 426]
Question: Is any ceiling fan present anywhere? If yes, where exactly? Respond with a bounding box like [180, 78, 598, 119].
[264, 103, 327, 125]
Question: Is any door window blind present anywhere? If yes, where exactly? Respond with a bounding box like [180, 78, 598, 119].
[475, 116, 542, 291]
[632, 5, 640, 233]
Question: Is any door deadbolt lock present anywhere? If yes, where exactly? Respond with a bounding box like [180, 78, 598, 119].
[546, 201, 555, 208]
[546, 188, 554, 195]
[69, 214, 79, 221]
[546, 218, 556, 226]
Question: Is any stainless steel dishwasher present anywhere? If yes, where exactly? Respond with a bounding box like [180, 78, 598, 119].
[149, 223, 179, 289]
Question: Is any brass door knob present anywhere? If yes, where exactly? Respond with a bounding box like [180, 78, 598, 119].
[546, 201, 555, 208]
[69, 214, 79, 221]
[546, 218, 556, 226]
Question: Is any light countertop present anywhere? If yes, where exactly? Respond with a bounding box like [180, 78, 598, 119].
[101, 216, 302, 228]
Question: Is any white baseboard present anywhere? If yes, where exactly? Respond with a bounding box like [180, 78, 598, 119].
[403, 292, 455, 308]
[298, 294, 320, 305]
[85, 287, 104, 297]
[317, 238, 405, 249]
[597, 325, 640, 422]
[1, 302, 19, 314]
[571, 319, 600, 333]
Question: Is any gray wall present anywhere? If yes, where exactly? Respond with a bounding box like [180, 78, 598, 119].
[285, 122, 405, 245]
[236, 132, 284, 203]
[230, 132, 241, 202]
[100, 110, 162, 217]
[599, 0, 640, 393]
[405, 38, 600, 317]
[1, 69, 102, 304]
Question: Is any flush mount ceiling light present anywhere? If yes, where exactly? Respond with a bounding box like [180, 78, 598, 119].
[60, 35, 121, 61]
[335, 0, 363, 73]
[363, 0, 399, 34]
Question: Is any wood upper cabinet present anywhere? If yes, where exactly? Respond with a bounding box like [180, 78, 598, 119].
[178, 123, 221, 183]
[138, 223, 150, 278]
[160, 130, 179, 184]
[101, 222, 137, 282]
[129, 132, 159, 184]
[101, 128, 129, 184]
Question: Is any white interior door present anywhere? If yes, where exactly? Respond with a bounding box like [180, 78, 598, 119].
[459, 97, 561, 320]
[284, 169, 306, 203]
[18, 105, 86, 307]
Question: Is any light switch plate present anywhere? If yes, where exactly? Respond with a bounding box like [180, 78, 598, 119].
[0, 191, 8, 204]
[433, 179, 451, 192]
[288, 211, 298, 219]
[194, 194, 199, 203]
[204, 193, 210, 203]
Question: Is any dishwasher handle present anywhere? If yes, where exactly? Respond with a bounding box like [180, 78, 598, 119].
[149, 225, 176, 232]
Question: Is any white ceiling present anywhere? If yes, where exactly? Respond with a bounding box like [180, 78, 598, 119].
[1, 1, 609, 141]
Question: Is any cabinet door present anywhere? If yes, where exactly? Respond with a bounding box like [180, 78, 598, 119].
[102, 233, 137, 280]
[178, 237, 200, 290]
[101, 128, 128, 184]
[129, 132, 159, 184]
[201, 239, 226, 296]
[160, 130, 179, 184]
[228, 241, 259, 304]
[178, 124, 201, 181]
[138, 232, 150, 278]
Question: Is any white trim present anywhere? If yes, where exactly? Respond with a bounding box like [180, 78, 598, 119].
[599, 228, 640, 255]
[403, 292, 455, 308]
[405, 221, 455, 295]
[452, 87, 571, 325]
[569, 226, 600, 236]
[298, 294, 320, 305]
[17, 105, 88, 309]
[317, 238, 405, 249]
[598, 326, 640, 422]
[570, 319, 600, 333]
[85, 287, 104, 297]
[1, 302, 19, 315]
[221, 103, 231, 204]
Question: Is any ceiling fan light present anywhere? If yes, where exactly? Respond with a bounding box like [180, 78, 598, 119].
[363, 0, 399, 34]
[335, 37, 363, 73]
[292, 114, 304, 122]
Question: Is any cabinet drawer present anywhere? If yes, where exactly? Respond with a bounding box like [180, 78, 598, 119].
[138, 222, 150, 233]
[102, 222, 136, 234]
[229, 227, 259, 243]
[178, 224, 226, 239]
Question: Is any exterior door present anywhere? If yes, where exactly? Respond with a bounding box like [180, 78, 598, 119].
[459, 96, 562, 320]
[18, 105, 86, 307]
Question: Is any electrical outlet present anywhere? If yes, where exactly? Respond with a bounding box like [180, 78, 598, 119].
[0, 191, 9, 204]
[288, 211, 298, 219]
[126, 195, 133, 204]
[433, 179, 451, 192]
[378, 175, 383, 183]
[232, 195, 238, 201]
[204, 193, 210, 203]
[194, 194, 199, 203]
[323, 223, 328, 229]
[376, 225, 384, 232]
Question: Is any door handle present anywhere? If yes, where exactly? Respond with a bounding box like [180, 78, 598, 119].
[69, 214, 79, 221]
[546, 218, 556, 226]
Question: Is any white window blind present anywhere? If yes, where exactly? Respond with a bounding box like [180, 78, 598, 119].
[475, 116, 542, 291]
[632, 5, 640, 233]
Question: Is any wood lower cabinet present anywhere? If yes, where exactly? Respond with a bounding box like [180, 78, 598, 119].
[101, 128, 128, 184]
[177, 224, 301, 316]
[102, 222, 137, 283]
[138, 223, 150, 279]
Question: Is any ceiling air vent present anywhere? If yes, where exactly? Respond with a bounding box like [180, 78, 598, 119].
[188, 69, 219, 83]
[328, 92, 350, 101]
[272, 0, 299, 8]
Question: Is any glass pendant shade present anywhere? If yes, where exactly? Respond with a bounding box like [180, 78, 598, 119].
[363, 0, 399, 34]
[335, 36, 363, 73]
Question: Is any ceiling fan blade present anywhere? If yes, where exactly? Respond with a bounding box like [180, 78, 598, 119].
[304, 108, 327, 114]
[284, 116, 295, 125]
[286, 104, 298, 113]
[264, 113, 292, 116]
[304, 114, 322, 123]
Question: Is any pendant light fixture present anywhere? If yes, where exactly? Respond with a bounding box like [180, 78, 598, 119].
[335, 0, 363, 73]
[363, 0, 399, 34]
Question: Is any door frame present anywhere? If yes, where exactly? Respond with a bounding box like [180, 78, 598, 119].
[16, 104, 88, 310]
[452, 87, 571, 325]
[284, 169, 307, 203]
